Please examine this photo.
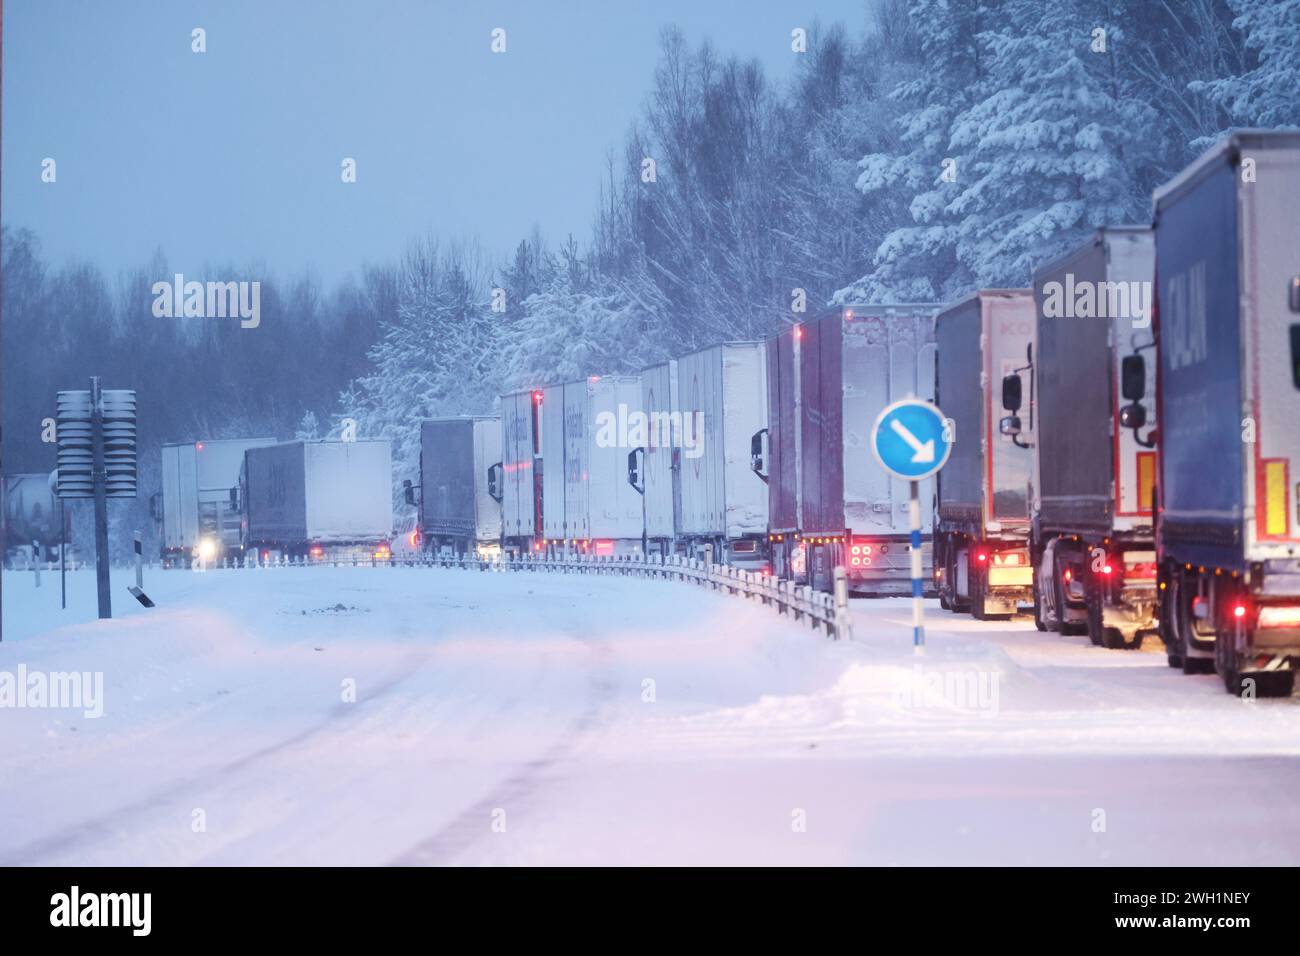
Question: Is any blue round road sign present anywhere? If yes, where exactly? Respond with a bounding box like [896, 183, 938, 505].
[870, 398, 951, 481]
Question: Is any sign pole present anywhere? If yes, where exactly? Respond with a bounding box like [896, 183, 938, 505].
[60, 499, 67, 610]
[910, 480, 924, 653]
[90, 377, 112, 619]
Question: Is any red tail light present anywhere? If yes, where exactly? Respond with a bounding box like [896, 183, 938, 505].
[976, 551, 987, 563]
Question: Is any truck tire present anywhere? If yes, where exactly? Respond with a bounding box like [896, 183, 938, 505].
[1174, 578, 1216, 675]
[1085, 575, 1136, 649]
[949, 548, 971, 614]
[1051, 556, 1087, 637]
[1160, 568, 1183, 668]
[1030, 556, 1048, 631]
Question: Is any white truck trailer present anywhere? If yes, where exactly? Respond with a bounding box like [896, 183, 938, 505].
[500, 388, 544, 556]
[158, 438, 275, 565]
[541, 375, 645, 556]
[676, 342, 769, 568]
[240, 440, 393, 561]
[638, 359, 681, 557]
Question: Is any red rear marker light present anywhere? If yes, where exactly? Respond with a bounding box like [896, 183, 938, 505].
[1063, 568, 1072, 583]
[976, 552, 987, 563]
[1102, 564, 1114, 575]
[196, 442, 205, 451]
[1233, 603, 1248, 619]
[794, 326, 803, 340]
[408, 531, 418, 547]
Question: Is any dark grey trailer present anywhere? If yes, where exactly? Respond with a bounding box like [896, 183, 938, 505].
[417, 417, 502, 556]
[933, 290, 1036, 618]
[1027, 227, 1158, 648]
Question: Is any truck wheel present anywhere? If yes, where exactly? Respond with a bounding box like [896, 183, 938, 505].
[1174, 580, 1216, 675]
[1030, 567, 1047, 631]
[948, 548, 971, 614]
[1085, 577, 1135, 649]
[1161, 570, 1183, 667]
[1051, 557, 1087, 636]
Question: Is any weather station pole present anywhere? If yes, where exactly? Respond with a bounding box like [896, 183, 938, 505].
[90, 377, 112, 619]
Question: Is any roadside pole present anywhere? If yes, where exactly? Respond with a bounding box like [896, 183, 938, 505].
[91, 377, 112, 619]
[60, 499, 67, 610]
[910, 480, 924, 652]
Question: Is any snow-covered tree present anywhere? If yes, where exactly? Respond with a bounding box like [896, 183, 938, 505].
[1190, 0, 1300, 135]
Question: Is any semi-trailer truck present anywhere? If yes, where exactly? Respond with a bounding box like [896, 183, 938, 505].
[408, 416, 502, 557]
[767, 304, 939, 595]
[1019, 227, 1159, 647]
[500, 387, 544, 556]
[677, 342, 768, 568]
[541, 375, 645, 556]
[240, 439, 393, 561]
[1134, 130, 1300, 695]
[934, 290, 1036, 618]
[158, 438, 275, 565]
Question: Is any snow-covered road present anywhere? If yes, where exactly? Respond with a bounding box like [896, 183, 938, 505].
[2, 564, 1298, 865]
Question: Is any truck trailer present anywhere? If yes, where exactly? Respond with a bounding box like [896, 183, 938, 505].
[1022, 227, 1159, 648]
[1137, 130, 1300, 695]
[768, 304, 939, 594]
[500, 388, 544, 556]
[158, 438, 275, 565]
[411, 416, 502, 557]
[933, 290, 1037, 618]
[541, 375, 645, 556]
[2, 472, 68, 564]
[639, 359, 682, 557]
[240, 439, 393, 561]
[676, 342, 768, 568]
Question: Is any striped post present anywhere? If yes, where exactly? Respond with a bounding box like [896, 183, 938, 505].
[134, 531, 143, 590]
[910, 480, 925, 652]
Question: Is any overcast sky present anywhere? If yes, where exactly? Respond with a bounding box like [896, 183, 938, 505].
[3, 0, 872, 286]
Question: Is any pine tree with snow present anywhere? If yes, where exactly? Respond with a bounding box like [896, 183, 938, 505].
[1190, 0, 1300, 135]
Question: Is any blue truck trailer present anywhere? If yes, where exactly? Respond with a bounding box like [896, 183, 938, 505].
[1130, 130, 1300, 695]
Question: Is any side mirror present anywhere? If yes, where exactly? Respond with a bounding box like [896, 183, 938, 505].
[627, 448, 645, 494]
[1290, 323, 1300, 389]
[750, 428, 769, 481]
[402, 478, 416, 507]
[1119, 402, 1147, 430]
[229, 487, 239, 510]
[149, 491, 162, 522]
[487, 462, 503, 502]
[999, 415, 1022, 437]
[1001, 374, 1022, 413]
[1121, 354, 1145, 401]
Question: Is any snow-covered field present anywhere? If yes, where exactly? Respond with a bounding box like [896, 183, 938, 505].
[2, 564, 1298, 866]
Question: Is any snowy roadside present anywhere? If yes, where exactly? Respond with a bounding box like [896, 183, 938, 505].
[2, 567, 1299, 865]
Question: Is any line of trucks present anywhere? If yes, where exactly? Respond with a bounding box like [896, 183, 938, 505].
[141, 130, 1299, 696]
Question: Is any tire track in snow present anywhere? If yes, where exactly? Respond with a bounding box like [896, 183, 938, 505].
[0, 652, 429, 866]
[389, 620, 617, 866]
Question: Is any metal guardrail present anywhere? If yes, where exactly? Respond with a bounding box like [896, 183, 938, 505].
[216, 550, 854, 641]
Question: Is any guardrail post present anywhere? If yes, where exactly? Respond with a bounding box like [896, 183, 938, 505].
[833, 565, 852, 641]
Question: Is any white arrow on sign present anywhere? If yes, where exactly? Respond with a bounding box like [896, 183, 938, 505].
[890, 418, 936, 464]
